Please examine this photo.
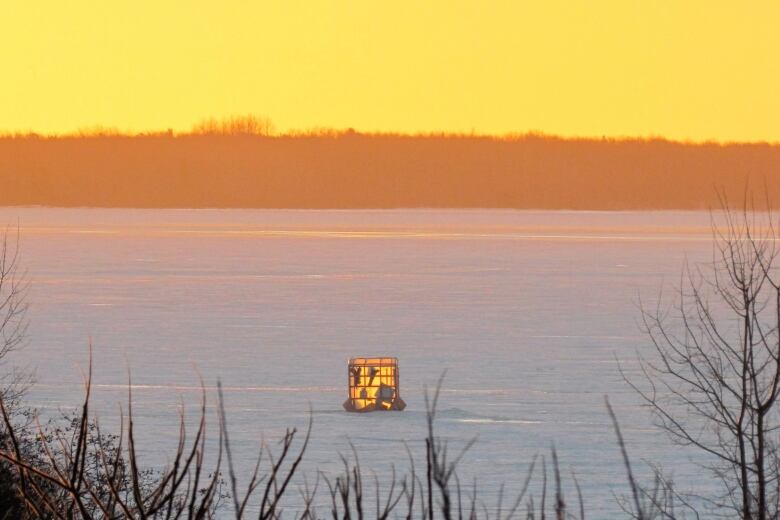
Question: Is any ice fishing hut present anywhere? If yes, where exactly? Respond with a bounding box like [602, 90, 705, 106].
[343, 357, 406, 412]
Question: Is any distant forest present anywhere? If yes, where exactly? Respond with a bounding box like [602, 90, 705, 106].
[1, 128, 779, 209]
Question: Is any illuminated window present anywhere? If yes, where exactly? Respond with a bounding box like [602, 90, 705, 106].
[343, 357, 406, 412]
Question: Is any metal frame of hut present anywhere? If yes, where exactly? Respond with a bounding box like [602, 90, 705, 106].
[343, 357, 406, 412]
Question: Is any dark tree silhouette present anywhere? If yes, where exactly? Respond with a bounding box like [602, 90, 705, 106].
[0, 228, 29, 402]
[630, 196, 780, 519]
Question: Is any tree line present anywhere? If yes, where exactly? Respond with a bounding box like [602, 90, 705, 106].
[1, 132, 779, 209]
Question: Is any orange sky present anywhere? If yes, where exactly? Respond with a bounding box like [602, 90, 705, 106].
[2, 1, 779, 142]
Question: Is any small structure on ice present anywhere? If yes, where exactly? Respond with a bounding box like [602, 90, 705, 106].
[343, 357, 406, 412]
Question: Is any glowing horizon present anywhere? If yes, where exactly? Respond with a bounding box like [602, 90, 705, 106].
[2, 1, 778, 142]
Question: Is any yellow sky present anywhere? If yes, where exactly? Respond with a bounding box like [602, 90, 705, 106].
[2, 1, 778, 141]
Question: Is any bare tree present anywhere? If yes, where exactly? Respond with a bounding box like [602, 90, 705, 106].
[0, 227, 29, 403]
[629, 196, 780, 519]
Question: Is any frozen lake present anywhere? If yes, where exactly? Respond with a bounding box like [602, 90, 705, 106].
[1, 208, 722, 516]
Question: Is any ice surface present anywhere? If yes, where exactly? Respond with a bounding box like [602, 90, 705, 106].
[0, 208, 724, 517]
